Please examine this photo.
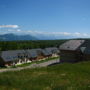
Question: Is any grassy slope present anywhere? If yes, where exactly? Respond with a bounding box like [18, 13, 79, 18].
[0, 62, 90, 90]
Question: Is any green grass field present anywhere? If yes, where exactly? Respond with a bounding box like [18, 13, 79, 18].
[0, 61, 90, 90]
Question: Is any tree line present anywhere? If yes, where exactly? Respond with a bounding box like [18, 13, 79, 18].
[0, 40, 67, 51]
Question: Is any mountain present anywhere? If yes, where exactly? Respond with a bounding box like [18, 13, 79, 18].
[0, 33, 78, 41]
[0, 33, 38, 41]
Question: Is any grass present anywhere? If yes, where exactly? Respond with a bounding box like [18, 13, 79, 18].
[35, 57, 59, 64]
[15, 56, 59, 67]
[0, 61, 90, 89]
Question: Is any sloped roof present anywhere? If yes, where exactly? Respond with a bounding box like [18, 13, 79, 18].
[34, 48, 43, 55]
[42, 49, 52, 56]
[1, 47, 60, 62]
[45, 47, 60, 54]
[60, 40, 85, 51]
[1, 50, 26, 62]
[26, 49, 38, 58]
[79, 40, 90, 54]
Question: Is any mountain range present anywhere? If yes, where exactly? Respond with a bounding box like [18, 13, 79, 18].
[0, 33, 76, 41]
[0, 34, 38, 41]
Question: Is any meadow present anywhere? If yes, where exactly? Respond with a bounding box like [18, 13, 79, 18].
[0, 61, 90, 90]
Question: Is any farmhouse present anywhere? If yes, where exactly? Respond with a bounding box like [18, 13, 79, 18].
[0, 47, 59, 67]
[0, 50, 27, 66]
[59, 40, 85, 63]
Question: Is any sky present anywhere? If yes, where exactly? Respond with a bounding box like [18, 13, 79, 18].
[0, 0, 90, 38]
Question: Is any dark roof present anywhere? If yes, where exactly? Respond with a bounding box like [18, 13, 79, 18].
[45, 47, 60, 54]
[60, 40, 85, 51]
[35, 48, 43, 55]
[26, 49, 38, 58]
[42, 49, 51, 56]
[79, 40, 90, 54]
[1, 50, 26, 62]
[1, 51, 18, 62]
[1, 47, 60, 62]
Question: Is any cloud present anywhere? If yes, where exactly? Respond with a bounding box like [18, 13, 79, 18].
[0, 25, 19, 28]
[0, 27, 89, 38]
[26, 30, 90, 38]
[7, 29, 21, 32]
[73, 32, 81, 37]
[72, 32, 89, 37]
[16, 29, 21, 32]
[27, 31, 71, 36]
[54, 32, 71, 36]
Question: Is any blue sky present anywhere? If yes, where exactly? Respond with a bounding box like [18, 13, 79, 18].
[0, 0, 90, 38]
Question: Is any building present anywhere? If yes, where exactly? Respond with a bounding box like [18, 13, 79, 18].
[45, 47, 60, 57]
[26, 49, 39, 61]
[0, 50, 27, 66]
[79, 40, 90, 61]
[35, 49, 46, 60]
[0, 47, 59, 67]
[42, 49, 52, 58]
[59, 40, 85, 63]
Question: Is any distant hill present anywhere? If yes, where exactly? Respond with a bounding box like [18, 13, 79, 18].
[0, 33, 38, 41]
[0, 33, 85, 41]
[0, 33, 70, 41]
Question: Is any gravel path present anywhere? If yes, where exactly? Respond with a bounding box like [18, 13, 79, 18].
[0, 59, 60, 73]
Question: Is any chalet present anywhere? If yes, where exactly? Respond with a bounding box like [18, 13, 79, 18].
[35, 49, 45, 60]
[17, 50, 28, 64]
[26, 49, 38, 61]
[45, 47, 60, 57]
[0, 50, 27, 66]
[59, 40, 85, 63]
[42, 49, 52, 58]
[0, 47, 60, 67]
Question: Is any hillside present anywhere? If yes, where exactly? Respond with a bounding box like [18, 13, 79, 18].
[0, 62, 90, 89]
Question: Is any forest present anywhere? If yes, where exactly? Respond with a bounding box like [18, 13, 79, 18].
[0, 40, 67, 51]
